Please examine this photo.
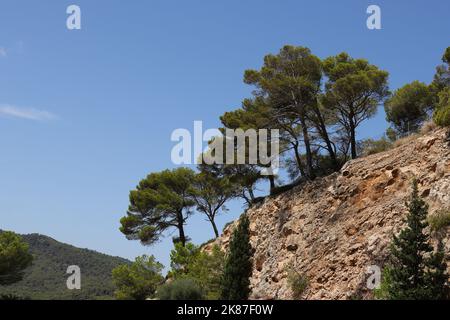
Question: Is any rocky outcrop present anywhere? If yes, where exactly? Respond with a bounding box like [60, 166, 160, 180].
[204, 129, 450, 299]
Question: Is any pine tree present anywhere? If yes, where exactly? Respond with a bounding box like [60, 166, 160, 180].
[425, 239, 449, 299]
[220, 214, 253, 300]
[383, 180, 448, 299]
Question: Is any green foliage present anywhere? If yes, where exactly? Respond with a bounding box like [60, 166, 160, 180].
[323, 52, 390, 159]
[120, 167, 196, 247]
[385, 81, 433, 135]
[186, 245, 225, 300]
[189, 171, 238, 238]
[433, 87, 450, 127]
[112, 255, 164, 300]
[380, 180, 448, 299]
[156, 278, 204, 300]
[287, 270, 308, 299]
[0, 233, 128, 300]
[358, 137, 392, 156]
[220, 215, 252, 300]
[0, 231, 33, 285]
[168, 242, 225, 300]
[169, 242, 200, 278]
[428, 208, 450, 232]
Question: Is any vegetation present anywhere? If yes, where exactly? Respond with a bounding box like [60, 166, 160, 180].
[167, 242, 225, 300]
[428, 208, 450, 232]
[0, 231, 33, 286]
[323, 52, 389, 159]
[114, 44, 449, 301]
[112, 255, 164, 300]
[287, 270, 308, 300]
[433, 87, 450, 126]
[384, 81, 433, 136]
[379, 180, 448, 300]
[220, 215, 252, 300]
[0, 233, 128, 300]
[358, 137, 392, 156]
[120, 167, 196, 247]
[156, 279, 204, 300]
[189, 172, 237, 238]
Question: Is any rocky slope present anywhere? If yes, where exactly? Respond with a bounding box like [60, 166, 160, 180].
[205, 128, 450, 300]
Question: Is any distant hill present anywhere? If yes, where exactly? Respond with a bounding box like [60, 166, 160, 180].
[0, 232, 130, 300]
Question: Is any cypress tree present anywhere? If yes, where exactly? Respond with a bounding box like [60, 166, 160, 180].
[384, 179, 448, 299]
[220, 214, 253, 300]
[425, 239, 449, 299]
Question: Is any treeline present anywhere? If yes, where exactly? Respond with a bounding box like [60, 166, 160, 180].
[0, 232, 129, 300]
[119, 45, 450, 247]
[113, 215, 252, 300]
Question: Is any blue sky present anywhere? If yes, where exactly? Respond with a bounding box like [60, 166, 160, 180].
[1, 0, 449, 270]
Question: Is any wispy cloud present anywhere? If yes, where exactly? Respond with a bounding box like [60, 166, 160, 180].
[0, 104, 58, 121]
[0, 47, 7, 57]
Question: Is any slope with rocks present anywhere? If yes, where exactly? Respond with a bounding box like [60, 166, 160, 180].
[204, 128, 450, 299]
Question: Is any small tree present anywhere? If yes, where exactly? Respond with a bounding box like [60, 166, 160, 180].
[433, 87, 450, 127]
[381, 180, 448, 299]
[323, 52, 389, 159]
[189, 172, 237, 238]
[0, 231, 33, 285]
[220, 215, 253, 300]
[169, 242, 200, 278]
[120, 167, 196, 247]
[112, 255, 164, 300]
[384, 81, 433, 135]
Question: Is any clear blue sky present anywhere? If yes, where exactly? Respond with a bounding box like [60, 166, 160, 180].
[1, 1, 449, 269]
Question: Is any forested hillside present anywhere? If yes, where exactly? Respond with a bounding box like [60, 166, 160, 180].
[0, 232, 130, 300]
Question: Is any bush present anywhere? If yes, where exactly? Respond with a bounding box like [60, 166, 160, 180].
[156, 279, 204, 300]
[112, 255, 164, 300]
[420, 120, 437, 134]
[428, 209, 450, 232]
[433, 88, 450, 127]
[287, 270, 308, 299]
[358, 137, 392, 156]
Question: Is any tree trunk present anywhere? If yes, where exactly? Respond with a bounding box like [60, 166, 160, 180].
[312, 107, 339, 170]
[209, 218, 219, 238]
[177, 211, 187, 246]
[268, 175, 276, 193]
[349, 117, 357, 159]
[293, 143, 306, 177]
[299, 114, 315, 180]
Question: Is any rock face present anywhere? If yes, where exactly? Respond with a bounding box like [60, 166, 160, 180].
[204, 129, 450, 300]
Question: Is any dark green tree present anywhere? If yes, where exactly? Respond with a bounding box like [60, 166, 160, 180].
[431, 47, 450, 127]
[433, 87, 450, 127]
[189, 172, 237, 238]
[220, 215, 252, 300]
[384, 81, 433, 135]
[0, 231, 33, 285]
[120, 167, 196, 247]
[323, 52, 389, 159]
[430, 46, 450, 98]
[112, 255, 164, 300]
[382, 180, 448, 300]
[425, 240, 449, 299]
[243, 46, 331, 179]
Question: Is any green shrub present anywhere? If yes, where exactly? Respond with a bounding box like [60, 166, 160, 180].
[112, 255, 164, 300]
[433, 87, 450, 127]
[156, 279, 204, 300]
[358, 137, 392, 156]
[287, 270, 308, 299]
[428, 209, 450, 232]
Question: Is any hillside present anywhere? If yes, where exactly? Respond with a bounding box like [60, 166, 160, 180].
[204, 128, 450, 299]
[0, 233, 130, 300]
